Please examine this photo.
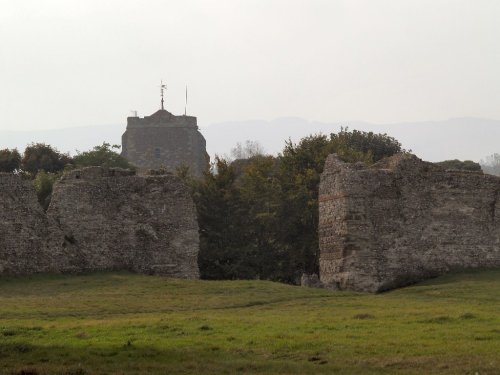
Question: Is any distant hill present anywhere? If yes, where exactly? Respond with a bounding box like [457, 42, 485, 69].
[1, 117, 499, 162]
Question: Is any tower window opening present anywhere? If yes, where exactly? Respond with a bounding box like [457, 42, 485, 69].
[154, 148, 161, 159]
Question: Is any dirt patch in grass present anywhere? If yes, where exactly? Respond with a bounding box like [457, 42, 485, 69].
[11, 369, 39, 375]
[459, 312, 476, 320]
[353, 313, 375, 320]
[418, 316, 453, 324]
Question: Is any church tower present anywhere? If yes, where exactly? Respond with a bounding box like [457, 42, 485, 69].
[121, 85, 209, 177]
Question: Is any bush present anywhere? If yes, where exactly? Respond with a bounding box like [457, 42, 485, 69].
[0, 148, 21, 172]
[33, 171, 61, 210]
[22, 143, 71, 175]
[73, 143, 134, 169]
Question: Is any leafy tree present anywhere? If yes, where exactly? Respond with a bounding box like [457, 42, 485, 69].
[21, 143, 72, 175]
[435, 159, 482, 172]
[190, 157, 259, 279]
[276, 135, 334, 279]
[237, 155, 286, 280]
[0, 148, 21, 172]
[73, 143, 135, 169]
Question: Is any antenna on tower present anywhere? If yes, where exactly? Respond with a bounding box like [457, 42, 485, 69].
[130, 110, 138, 117]
[159, 80, 167, 110]
[184, 85, 188, 116]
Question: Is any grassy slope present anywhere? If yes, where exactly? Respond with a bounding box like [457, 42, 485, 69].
[0, 271, 499, 375]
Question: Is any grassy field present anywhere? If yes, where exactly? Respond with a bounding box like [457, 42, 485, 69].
[0, 271, 499, 375]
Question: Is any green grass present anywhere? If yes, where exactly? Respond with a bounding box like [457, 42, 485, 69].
[0, 270, 499, 375]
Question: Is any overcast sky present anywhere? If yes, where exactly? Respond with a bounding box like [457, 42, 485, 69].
[1, 0, 499, 131]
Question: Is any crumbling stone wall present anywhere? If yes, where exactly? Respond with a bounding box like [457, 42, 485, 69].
[319, 154, 500, 292]
[122, 109, 209, 177]
[0, 168, 199, 278]
[0, 173, 75, 274]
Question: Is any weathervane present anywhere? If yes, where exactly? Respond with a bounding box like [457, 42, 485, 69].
[160, 80, 167, 110]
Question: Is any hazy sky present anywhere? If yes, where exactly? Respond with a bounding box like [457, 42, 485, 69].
[1, 0, 499, 131]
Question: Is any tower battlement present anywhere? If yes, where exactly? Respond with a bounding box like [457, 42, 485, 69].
[126, 109, 198, 129]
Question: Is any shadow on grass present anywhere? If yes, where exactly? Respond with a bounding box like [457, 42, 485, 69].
[0, 342, 307, 375]
[406, 268, 500, 288]
[0, 272, 138, 297]
[1, 341, 497, 375]
[0, 341, 412, 375]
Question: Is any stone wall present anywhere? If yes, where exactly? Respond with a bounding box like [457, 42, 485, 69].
[0, 173, 75, 274]
[122, 109, 209, 177]
[0, 168, 200, 278]
[319, 153, 500, 292]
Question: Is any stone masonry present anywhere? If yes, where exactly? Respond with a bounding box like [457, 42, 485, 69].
[121, 109, 209, 177]
[319, 153, 500, 292]
[0, 168, 200, 278]
[0, 173, 74, 274]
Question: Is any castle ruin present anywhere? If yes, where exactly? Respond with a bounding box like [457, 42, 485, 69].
[0, 168, 200, 278]
[319, 153, 500, 292]
[5, 149, 500, 290]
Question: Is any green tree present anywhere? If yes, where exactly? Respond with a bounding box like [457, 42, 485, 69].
[21, 143, 72, 175]
[190, 157, 258, 280]
[277, 135, 334, 279]
[73, 143, 135, 169]
[0, 148, 21, 172]
[237, 155, 286, 280]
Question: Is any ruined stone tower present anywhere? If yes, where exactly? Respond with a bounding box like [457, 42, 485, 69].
[121, 107, 209, 177]
[318, 153, 500, 292]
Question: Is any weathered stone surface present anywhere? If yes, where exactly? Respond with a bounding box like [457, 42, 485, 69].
[0, 168, 200, 278]
[0, 173, 75, 274]
[300, 273, 325, 288]
[47, 167, 200, 278]
[319, 153, 500, 292]
[121, 109, 209, 177]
